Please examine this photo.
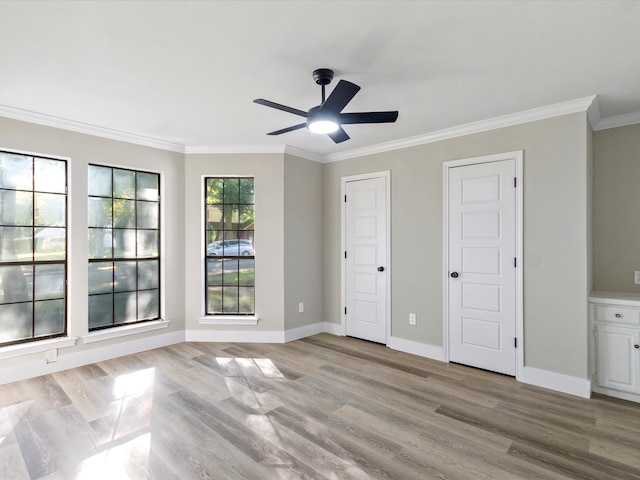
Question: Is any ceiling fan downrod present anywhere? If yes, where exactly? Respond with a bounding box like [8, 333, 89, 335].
[313, 68, 334, 104]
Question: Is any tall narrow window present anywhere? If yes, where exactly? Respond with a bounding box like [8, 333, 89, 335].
[0, 151, 67, 346]
[88, 165, 160, 330]
[205, 177, 255, 315]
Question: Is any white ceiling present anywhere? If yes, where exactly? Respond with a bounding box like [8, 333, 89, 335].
[1, 1, 639, 157]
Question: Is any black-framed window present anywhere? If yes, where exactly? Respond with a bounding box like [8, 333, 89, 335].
[88, 165, 160, 330]
[0, 151, 67, 346]
[205, 177, 255, 315]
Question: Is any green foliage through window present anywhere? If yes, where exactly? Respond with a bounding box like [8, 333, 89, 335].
[205, 177, 255, 315]
[88, 165, 160, 330]
[0, 151, 67, 346]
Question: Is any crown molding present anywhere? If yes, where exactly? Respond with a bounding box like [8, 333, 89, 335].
[283, 145, 324, 163]
[184, 145, 285, 155]
[586, 95, 602, 130]
[594, 110, 640, 131]
[184, 144, 322, 162]
[0, 104, 185, 153]
[7, 95, 640, 163]
[325, 95, 598, 163]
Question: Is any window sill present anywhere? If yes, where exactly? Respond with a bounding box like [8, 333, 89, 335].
[0, 336, 78, 360]
[83, 319, 170, 344]
[198, 315, 259, 326]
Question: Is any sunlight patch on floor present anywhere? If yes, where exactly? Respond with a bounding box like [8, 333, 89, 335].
[0, 400, 31, 444]
[75, 432, 151, 480]
[112, 368, 155, 399]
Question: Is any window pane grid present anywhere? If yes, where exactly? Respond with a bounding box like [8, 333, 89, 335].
[0, 151, 67, 347]
[88, 165, 160, 331]
[205, 177, 255, 315]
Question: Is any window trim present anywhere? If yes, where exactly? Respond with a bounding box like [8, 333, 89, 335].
[83, 319, 169, 344]
[197, 315, 258, 326]
[0, 336, 77, 360]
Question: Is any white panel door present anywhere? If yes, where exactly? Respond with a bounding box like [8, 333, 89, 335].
[449, 160, 516, 375]
[346, 177, 387, 343]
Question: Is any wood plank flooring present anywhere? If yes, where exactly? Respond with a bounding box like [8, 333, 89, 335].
[1, 333, 639, 479]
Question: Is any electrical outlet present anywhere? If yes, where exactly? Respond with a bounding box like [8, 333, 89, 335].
[409, 313, 416, 325]
[635, 271, 640, 285]
[298, 302, 304, 313]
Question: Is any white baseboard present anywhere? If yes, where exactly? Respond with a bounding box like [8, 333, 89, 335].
[387, 336, 445, 361]
[520, 366, 592, 398]
[0, 330, 184, 385]
[285, 322, 326, 342]
[386, 337, 592, 399]
[185, 329, 285, 343]
[322, 321, 343, 336]
[185, 322, 343, 344]
[0, 324, 595, 402]
[592, 385, 639, 404]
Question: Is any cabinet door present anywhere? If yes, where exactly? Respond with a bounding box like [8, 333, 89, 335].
[596, 324, 640, 394]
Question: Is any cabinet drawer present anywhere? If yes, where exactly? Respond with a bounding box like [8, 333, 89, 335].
[595, 305, 640, 325]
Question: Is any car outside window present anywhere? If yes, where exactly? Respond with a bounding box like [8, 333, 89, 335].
[205, 177, 255, 315]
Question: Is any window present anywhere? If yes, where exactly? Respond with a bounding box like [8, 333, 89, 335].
[205, 177, 255, 315]
[88, 165, 160, 330]
[0, 151, 67, 346]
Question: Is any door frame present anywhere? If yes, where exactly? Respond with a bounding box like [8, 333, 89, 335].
[442, 151, 524, 379]
[341, 170, 391, 342]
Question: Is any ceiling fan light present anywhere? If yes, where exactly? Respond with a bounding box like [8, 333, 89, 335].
[308, 119, 339, 134]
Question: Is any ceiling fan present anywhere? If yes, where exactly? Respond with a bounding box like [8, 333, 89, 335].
[254, 69, 398, 144]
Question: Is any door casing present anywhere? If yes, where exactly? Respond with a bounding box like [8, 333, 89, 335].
[443, 151, 524, 380]
[341, 171, 391, 342]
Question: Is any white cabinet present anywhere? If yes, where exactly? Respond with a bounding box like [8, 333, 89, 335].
[596, 324, 640, 393]
[590, 291, 640, 403]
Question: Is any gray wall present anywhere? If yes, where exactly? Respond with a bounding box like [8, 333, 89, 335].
[183, 153, 324, 335]
[283, 154, 324, 331]
[0, 116, 185, 368]
[0, 110, 596, 382]
[184, 153, 286, 333]
[593, 123, 640, 292]
[324, 113, 591, 378]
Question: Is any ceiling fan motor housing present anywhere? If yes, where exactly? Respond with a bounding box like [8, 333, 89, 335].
[313, 68, 334, 86]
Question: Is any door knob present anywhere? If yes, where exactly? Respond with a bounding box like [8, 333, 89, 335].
[635, 344, 639, 349]
[377, 266, 385, 272]
[450, 272, 459, 278]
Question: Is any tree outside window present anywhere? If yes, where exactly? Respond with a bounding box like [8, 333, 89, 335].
[88, 165, 160, 330]
[0, 151, 67, 346]
[205, 177, 255, 315]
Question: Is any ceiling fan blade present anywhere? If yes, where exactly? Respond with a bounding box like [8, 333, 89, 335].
[254, 99, 308, 117]
[328, 126, 350, 144]
[339, 111, 399, 124]
[266, 123, 307, 136]
[320, 80, 360, 113]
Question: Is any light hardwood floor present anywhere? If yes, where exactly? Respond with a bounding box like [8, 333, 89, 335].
[1, 333, 639, 479]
